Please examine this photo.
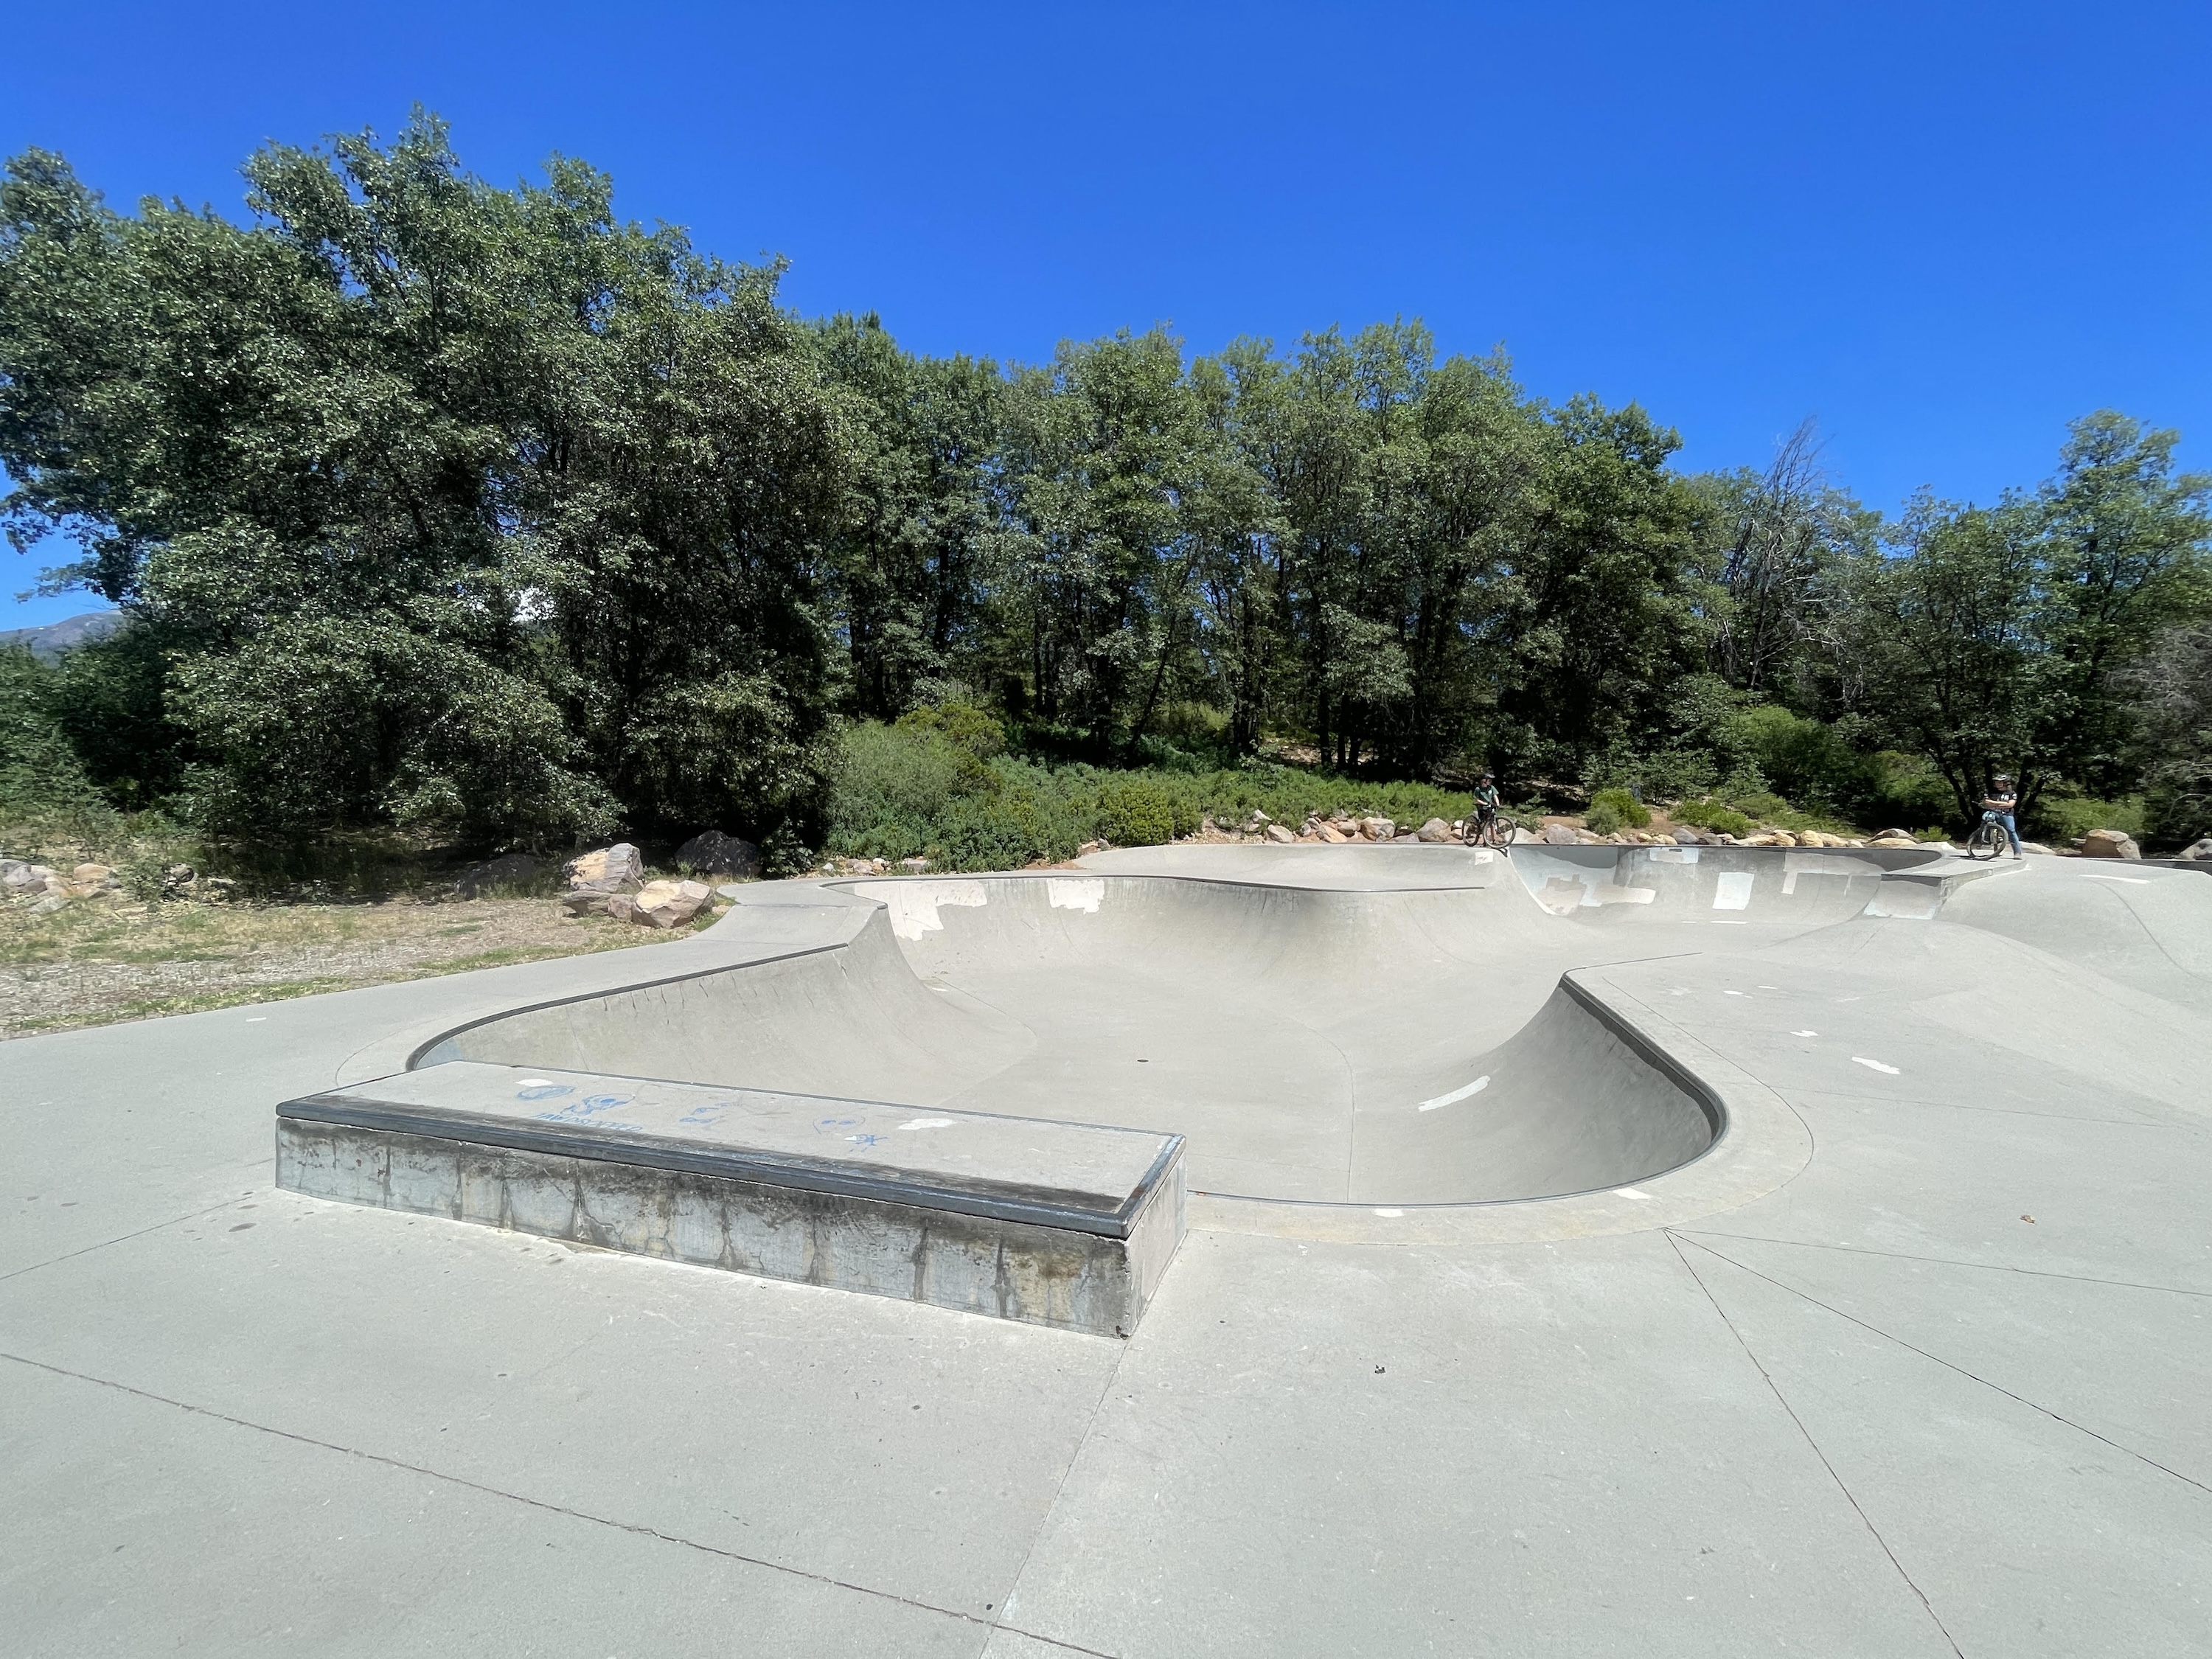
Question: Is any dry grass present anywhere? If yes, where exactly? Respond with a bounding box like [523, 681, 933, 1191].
[0, 891, 721, 1040]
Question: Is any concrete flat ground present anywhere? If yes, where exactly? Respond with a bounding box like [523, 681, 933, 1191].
[4, 846, 2208, 1656]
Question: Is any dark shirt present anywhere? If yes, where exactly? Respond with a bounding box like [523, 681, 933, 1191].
[1473, 785, 1500, 811]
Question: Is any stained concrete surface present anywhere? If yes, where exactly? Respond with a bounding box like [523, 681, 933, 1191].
[4, 846, 2208, 1655]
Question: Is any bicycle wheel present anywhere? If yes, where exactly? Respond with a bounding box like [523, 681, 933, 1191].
[1966, 819, 2000, 860]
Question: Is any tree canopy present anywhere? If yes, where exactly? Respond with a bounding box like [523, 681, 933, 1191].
[4, 115, 2208, 854]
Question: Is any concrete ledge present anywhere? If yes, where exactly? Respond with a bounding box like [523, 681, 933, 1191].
[277, 1062, 1185, 1338]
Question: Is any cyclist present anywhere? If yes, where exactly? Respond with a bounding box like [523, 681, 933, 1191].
[1980, 774, 2024, 857]
[1469, 771, 1504, 845]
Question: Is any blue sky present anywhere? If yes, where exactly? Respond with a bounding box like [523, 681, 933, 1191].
[5, 1, 2208, 627]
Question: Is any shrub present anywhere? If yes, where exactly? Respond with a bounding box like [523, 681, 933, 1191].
[1097, 776, 1198, 846]
[895, 701, 1005, 759]
[1720, 705, 1874, 811]
[1587, 787, 1649, 829]
[1, 644, 100, 815]
[1584, 800, 1624, 837]
[2033, 793, 2145, 846]
[1674, 798, 1753, 838]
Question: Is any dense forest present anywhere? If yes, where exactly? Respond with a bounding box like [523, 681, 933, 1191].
[4, 114, 2209, 874]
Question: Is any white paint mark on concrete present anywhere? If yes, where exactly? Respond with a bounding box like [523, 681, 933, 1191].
[1713, 872, 1756, 911]
[1614, 1187, 1652, 1202]
[518, 1079, 556, 1088]
[858, 879, 990, 940]
[897, 1118, 959, 1131]
[1851, 1057, 1901, 1074]
[1046, 877, 1106, 914]
[1723, 990, 1744, 997]
[1372, 1208, 1405, 1218]
[1792, 1030, 1818, 1037]
[246, 1017, 267, 1023]
[2079, 872, 2150, 885]
[1418, 1075, 1490, 1110]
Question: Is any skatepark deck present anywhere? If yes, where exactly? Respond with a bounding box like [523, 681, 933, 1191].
[6, 841, 2208, 1657]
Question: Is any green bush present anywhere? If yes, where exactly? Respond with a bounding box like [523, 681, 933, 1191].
[894, 701, 1006, 759]
[1720, 705, 1874, 811]
[1097, 776, 1199, 846]
[1587, 787, 1649, 829]
[2034, 793, 2145, 846]
[1, 644, 101, 815]
[1674, 798, 1753, 838]
[1584, 800, 1624, 837]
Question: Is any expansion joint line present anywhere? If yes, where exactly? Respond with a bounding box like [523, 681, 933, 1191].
[1675, 1228, 2212, 1301]
[987, 1320, 1141, 1649]
[1674, 1232, 2212, 1500]
[0, 1196, 248, 1286]
[1662, 1231, 1966, 1659]
[0, 1351, 1121, 1659]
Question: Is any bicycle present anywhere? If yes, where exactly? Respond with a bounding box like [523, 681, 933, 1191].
[1965, 810, 2017, 861]
[1467, 808, 1512, 850]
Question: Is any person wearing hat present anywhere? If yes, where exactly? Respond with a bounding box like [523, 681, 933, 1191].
[1470, 771, 1503, 843]
[1981, 773, 2023, 856]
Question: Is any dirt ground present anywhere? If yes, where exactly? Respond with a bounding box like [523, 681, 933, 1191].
[0, 892, 721, 1040]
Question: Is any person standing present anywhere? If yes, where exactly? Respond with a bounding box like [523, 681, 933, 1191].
[1982, 774, 2024, 856]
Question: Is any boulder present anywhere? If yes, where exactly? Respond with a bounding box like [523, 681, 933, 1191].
[1264, 823, 1297, 844]
[2078, 828, 2142, 861]
[563, 843, 644, 903]
[1543, 823, 1579, 846]
[1362, 817, 1396, 841]
[1672, 828, 1701, 846]
[2180, 837, 2212, 862]
[560, 888, 614, 916]
[1873, 829, 1917, 844]
[605, 893, 639, 923]
[633, 878, 714, 929]
[453, 854, 543, 899]
[72, 862, 116, 888]
[1415, 817, 1453, 844]
[900, 857, 931, 873]
[2, 860, 52, 893]
[1868, 836, 1919, 849]
[1317, 822, 1349, 844]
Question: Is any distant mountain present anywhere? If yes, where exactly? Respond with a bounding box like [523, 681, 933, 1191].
[0, 610, 122, 661]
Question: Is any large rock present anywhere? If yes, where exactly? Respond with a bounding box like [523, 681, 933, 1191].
[1362, 817, 1396, 842]
[566, 843, 643, 887]
[1, 859, 51, 894]
[1543, 823, 1579, 846]
[2079, 828, 2142, 861]
[1264, 822, 1297, 844]
[561, 843, 644, 913]
[1316, 822, 1349, 844]
[2180, 837, 2212, 862]
[632, 878, 715, 930]
[673, 830, 762, 879]
[1415, 817, 1453, 844]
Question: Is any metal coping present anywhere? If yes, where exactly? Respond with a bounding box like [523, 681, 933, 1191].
[276, 1090, 1183, 1241]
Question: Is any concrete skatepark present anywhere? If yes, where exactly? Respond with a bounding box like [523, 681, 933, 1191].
[5, 841, 2209, 1655]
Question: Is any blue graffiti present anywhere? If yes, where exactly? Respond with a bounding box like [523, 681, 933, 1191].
[846, 1132, 885, 1148]
[679, 1102, 737, 1127]
[515, 1084, 573, 1102]
[814, 1115, 863, 1135]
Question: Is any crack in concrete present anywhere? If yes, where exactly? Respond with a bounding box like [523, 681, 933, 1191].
[0, 1349, 1124, 1659]
[1676, 1227, 2212, 1300]
[1675, 1232, 2212, 1500]
[1663, 1231, 1967, 1659]
[0, 1195, 248, 1286]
